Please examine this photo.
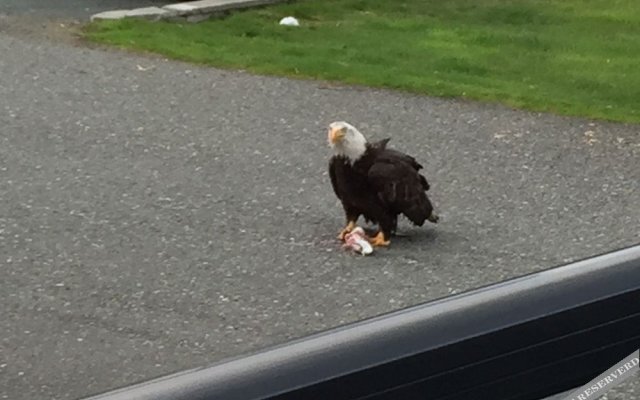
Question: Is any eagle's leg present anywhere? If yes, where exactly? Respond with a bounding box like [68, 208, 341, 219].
[368, 231, 391, 247]
[337, 220, 357, 241]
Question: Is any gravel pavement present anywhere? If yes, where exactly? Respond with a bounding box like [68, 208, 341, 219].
[0, 11, 639, 400]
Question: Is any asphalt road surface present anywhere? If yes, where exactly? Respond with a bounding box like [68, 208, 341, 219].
[1, 10, 639, 400]
[0, 0, 166, 19]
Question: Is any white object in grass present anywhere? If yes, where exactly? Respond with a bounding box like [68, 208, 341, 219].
[279, 16, 300, 26]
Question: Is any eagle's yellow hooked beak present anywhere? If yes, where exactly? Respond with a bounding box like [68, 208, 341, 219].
[328, 127, 346, 144]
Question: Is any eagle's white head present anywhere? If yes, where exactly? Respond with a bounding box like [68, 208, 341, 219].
[327, 121, 367, 162]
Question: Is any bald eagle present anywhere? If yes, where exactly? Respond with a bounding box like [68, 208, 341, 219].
[328, 121, 439, 247]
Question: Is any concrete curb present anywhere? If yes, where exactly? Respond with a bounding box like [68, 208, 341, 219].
[90, 0, 285, 22]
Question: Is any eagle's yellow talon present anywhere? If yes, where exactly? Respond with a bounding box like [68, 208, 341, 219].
[337, 221, 357, 240]
[368, 231, 390, 247]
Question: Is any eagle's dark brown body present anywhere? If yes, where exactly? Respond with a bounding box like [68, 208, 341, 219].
[329, 138, 437, 240]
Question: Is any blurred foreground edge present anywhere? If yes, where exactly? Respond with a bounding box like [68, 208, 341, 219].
[82, 244, 640, 400]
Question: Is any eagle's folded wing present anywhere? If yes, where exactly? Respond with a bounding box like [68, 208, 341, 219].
[367, 158, 432, 225]
[328, 157, 342, 200]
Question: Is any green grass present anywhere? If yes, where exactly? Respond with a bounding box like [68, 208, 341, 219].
[85, 0, 640, 123]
